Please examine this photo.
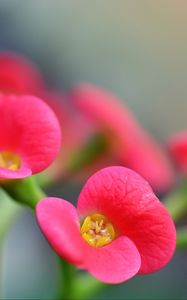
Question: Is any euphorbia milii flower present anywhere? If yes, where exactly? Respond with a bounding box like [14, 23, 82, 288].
[168, 131, 187, 174]
[71, 83, 174, 192]
[38, 91, 99, 183]
[0, 94, 61, 179]
[36, 166, 176, 284]
[39, 91, 116, 186]
[0, 51, 45, 94]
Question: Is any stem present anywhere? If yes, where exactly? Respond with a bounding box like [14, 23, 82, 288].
[56, 257, 104, 300]
[36, 133, 109, 187]
[163, 183, 187, 222]
[67, 133, 109, 174]
[2, 176, 46, 209]
[56, 258, 75, 300]
[72, 273, 105, 300]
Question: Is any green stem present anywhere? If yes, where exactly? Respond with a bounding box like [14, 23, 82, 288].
[36, 133, 109, 187]
[163, 183, 187, 222]
[2, 176, 46, 209]
[72, 273, 105, 300]
[56, 256, 104, 300]
[56, 258, 76, 300]
[67, 133, 109, 174]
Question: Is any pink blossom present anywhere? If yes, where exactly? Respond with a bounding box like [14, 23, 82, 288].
[36, 166, 176, 284]
[71, 83, 174, 192]
[40, 91, 97, 181]
[168, 131, 187, 174]
[0, 94, 61, 179]
[0, 51, 45, 95]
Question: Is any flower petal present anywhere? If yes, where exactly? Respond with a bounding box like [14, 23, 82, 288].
[0, 166, 31, 179]
[71, 83, 174, 192]
[125, 202, 176, 274]
[83, 236, 141, 284]
[168, 131, 187, 174]
[36, 198, 85, 264]
[0, 94, 61, 175]
[0, 51, 45, 94]
[77, 166, 176, 274]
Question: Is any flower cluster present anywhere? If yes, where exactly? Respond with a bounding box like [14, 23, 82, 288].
[0, 52, 61, 179]
[0, 52, 175, 193]
[71, 83, 174, 192]
[0, 51, 177, 287]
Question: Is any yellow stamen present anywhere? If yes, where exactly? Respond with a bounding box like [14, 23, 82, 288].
[82, 233, 95, 247]
[95, 220, 101, 233]
[105, 223, 116, 240]
[96, 236, 111, 247]
[91, 213, 107, 223]
[0, 151, 21, 170]
[80, 216, 91, 234]
[80, 213, 116, 248]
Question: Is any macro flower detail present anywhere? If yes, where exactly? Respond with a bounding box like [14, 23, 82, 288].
[0, 94, 61, 179]
[71, 83, 174, 192]
[81, 213, 116, 247]
[0, 151, 21, 170]
[36, 166, 176, 284]
[168, 131, 187, 174]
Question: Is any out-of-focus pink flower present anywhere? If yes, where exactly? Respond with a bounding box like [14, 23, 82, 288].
[0, 94, 61, 179]
[0, 52, 112, 183]
[36, 166, 176, 284]
[0, 51, 45, 95]
[71, 83, 174, 192]
[168, 131, 187, 174]
[39, 91, 98, 182]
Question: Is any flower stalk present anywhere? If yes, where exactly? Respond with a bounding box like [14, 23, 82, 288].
[2, 177, 45, 209]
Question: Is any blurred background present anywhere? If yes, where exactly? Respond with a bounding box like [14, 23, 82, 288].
[0, 0, 187, 299]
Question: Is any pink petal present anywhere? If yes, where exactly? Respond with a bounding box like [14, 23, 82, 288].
[71, 83, 174, 192]
[77, 166, 176, 274]
[83, 236, 141, 284]
[0, 166, 31, 179]
[42, 91, 103, 182]
[125, 202, 176, 274]
[0, 94, 61, 176]
[36, 198, 85, 264]
[0, 51, 45, 94]
[123, 131, 174, 193]
[168, 131, 187, 174]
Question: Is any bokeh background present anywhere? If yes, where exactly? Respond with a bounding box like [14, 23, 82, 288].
[0, 0, 187, 299]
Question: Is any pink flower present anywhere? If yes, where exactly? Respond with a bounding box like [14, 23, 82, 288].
[168, 131, 187, 174]
[36, 166, 176, 284]
[0, 94, 61, 179]
[40, 91, 97, 182]
[0, 51, 45, 94]
[71, 83, 174, 192]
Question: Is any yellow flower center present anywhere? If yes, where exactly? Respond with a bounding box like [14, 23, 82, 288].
[0, 151, 21, 170]
[80, 213, 116, 248]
